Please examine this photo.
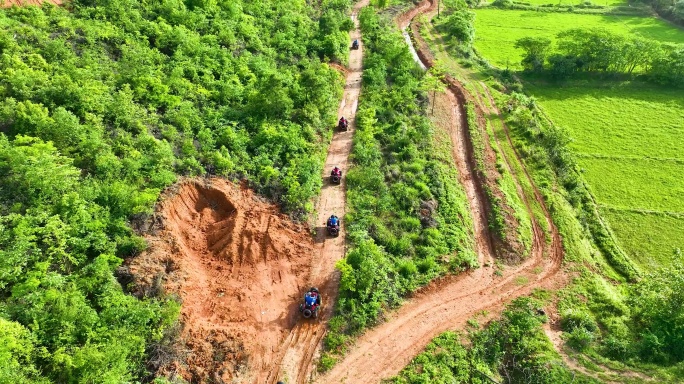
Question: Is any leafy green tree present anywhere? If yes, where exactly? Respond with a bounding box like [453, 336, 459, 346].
[629, 262, 684, 363]
[514, 37, 552, 72]
[548, 54, 578, 79]
[650, 44, 684, 86]
[0, 318, 48, 383]
[420, 68, 447, 115]
[556, 28, 626, 72]
[441, 10, 476, 47]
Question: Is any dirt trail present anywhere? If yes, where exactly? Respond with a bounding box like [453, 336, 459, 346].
[259, 2, 368, 383]
[125, 3, 366, 382]
[315, 1, 566, 382]
[1, 0, 60, 7]
[543, 321, 654, 383]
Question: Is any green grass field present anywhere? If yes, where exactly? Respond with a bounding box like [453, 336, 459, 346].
[473, 9, 684, 69]
[526, 82, 684, 268]
[514, 0, 627, 5]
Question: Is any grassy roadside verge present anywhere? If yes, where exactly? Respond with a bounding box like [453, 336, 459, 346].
[390, 296, 600, 383]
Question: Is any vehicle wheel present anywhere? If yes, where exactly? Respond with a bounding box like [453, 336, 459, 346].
[299, 304, 303, 312]
[302, 308, 312, 318]
[313, 309, 319, 318]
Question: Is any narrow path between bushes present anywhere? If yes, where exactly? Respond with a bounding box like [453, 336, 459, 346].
[258, 2, 368, 383]
[543, 321, 655, 383]
[315, 1, 566, 382]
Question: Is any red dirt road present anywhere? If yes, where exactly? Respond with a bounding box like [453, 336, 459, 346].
[314, 2, 566, 383]
[259, 2, 368, 383]
[1, 0, 60, 7]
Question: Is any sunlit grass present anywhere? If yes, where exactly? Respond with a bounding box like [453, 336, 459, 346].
[602, 208, 684, 268]
[473, 9, 684, 69]
[517, 0, 627, 5]
[527, 81, 684, 268]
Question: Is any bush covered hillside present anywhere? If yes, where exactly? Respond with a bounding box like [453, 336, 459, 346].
[0, 0, 350, 381]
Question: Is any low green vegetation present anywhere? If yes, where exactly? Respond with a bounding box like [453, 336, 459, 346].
[390, 297, 598, 384]
[526, 82, 684, 268]
[322, 5, 475, 366]
[558, 262, 684, 378]
[414, 2, 684, 379]
[503, 0, 628, 6]
[473, 8, 684, 69]
[432, 2, 536, 259]
[0, 0, 351, 380]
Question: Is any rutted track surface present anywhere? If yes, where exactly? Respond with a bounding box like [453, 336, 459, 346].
[259, 2, 368, 382]
[0, 0, 60, 7]
[129, 179, 317, 382]
[315, 1, 565, 382]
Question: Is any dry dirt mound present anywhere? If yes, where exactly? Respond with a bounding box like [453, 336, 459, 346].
[128, 179, 315, 383]
[1, 0, 60, 7]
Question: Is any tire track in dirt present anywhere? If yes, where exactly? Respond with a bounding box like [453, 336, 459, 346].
[479, 84, 563, 262]
[259, 2, 369, 383]
[1, 0, 60, 7]
[129, 179, 318, 383]
[315, 2, 566, 382]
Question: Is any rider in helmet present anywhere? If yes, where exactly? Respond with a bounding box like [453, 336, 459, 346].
[328, 214, 339, 228]
[332, 166, 341, 177]
[339, 116, 347, 128]
[304, 291, 317, 307]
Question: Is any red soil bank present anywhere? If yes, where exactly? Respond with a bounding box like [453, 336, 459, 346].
[128, 179, 315, 383]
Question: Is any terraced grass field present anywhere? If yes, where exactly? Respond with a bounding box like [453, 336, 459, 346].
[517, 0, 627, 5]
[473, 9, 684, 69]
[526, 82, 684, 268]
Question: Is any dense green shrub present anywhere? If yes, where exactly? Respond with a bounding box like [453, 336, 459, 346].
[513, 28, 684, 86]
[629, 262, 684, 363]
[0, 0, 350, 380]
[440, 10, 476, 46]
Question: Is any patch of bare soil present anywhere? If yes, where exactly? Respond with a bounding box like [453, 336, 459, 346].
[1, 0, 60, 7]
[128, 179, 315, 383]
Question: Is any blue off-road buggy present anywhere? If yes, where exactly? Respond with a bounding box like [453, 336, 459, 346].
[327, 215, 340, 237]
[299, 287, 321, 319]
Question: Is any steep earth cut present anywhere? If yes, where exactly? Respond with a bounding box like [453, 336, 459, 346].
[128, 179, 316, 383]
[1, 0, 60, 7]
